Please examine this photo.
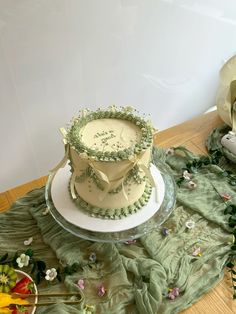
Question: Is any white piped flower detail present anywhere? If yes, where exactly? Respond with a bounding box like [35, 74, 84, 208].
[123, 106, 135, 113]
[45, 268, 57, 281]
[79, 152, 88, 159]
[24, 237, 33, 246]
[108, 105, 117, 112]
[16, 254, 30, 268]
[185, 220, 195, 230]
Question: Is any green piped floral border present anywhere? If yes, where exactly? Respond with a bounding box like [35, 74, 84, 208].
[68, 180, 153, 220]
[66, 106, 154, 161]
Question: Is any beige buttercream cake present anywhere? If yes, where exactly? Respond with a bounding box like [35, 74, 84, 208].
[60, 106, 155, 219]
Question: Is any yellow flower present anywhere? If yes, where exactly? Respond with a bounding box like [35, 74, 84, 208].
[0, 292, 29, 308]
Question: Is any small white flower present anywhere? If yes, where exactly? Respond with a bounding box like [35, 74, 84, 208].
[185, 220, 195, 229]
[45, 268, 57, 281]
[192, 247, 202, 257]
[24, 237, 33, 246]
[187, 181, 197, 189]
[183, 170, 192, 181]
[16, 253, 30, 268]
[166, 148, 175, 156]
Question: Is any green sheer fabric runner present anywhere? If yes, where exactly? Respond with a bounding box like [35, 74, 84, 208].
[0, 139, 235, 314]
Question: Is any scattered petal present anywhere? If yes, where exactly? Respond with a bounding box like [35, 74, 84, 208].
[45, 268, 57, 281]
[16, 254, 30, 268]
[89, 252, 97, 262]
[183, 170, 192, 181]
[168, 287, 180, 300]
[77, 279, 85, 290]
[162, 227, 170, 236]
[192, 247, 202, 257]
[23, 237, 33, 246]
[187, 181, 197, 189]
[166, 148, 175, 156]
[185, 220, 195, 229]
[124, 239, 137, 245]
[84, 304, 95, 313]
[97, 284, 106, 297]
[42, 208, 49, 216]
[220, 192, 231, 201]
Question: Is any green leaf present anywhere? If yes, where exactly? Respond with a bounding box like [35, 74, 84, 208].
[176, 177, 184, 187]
[64, 262, 80, 275]
[57, 268, 62, 282]
[190, 166, 198, 173]
[12, 254, 18, 268]
[36, 272, 41, 285]
[200, 156, 211, 165]
[224, 206, 233, 215]
[31, 262, 37, 274]
[25, 248, 34, 257]
[229, 221, 236, 228]
[221, 171, 229, 177]
[226, 262, 235, 268]
[36, 260, 46, 272]
[229, 216, 236, 223]
[0, 253, 8, 262]
[230, 205, 236, 214]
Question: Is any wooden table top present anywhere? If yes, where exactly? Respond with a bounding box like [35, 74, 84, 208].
[0, 110, 235, 313]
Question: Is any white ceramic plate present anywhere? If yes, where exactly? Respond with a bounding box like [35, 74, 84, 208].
[50, 163, 165, 233]
[14, 270, 38, 314]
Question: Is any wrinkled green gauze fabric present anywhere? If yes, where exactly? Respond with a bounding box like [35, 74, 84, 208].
[0, 146, 235, 314]
[206, 124, 236, 164]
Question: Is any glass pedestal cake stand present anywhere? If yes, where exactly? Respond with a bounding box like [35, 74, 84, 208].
[45, 161, 176, 243]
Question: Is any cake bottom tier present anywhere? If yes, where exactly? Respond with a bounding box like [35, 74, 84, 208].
[69, 179, 153, 220]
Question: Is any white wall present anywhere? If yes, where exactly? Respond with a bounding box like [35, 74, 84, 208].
[0, 0, 235, 191]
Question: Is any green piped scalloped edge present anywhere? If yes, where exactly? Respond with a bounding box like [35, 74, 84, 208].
[68, 180, 153, 220]
[66, 107, 153, 161]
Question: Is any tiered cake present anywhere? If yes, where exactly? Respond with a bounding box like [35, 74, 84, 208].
[59, 106, 156, 219]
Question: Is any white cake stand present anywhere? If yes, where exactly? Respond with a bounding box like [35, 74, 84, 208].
[45, 161, 176, 242]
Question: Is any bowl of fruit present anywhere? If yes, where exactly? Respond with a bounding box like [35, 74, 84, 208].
[0, 264, 37, 314]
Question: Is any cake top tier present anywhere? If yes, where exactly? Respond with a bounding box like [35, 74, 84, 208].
[66, 106, 154, 161]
